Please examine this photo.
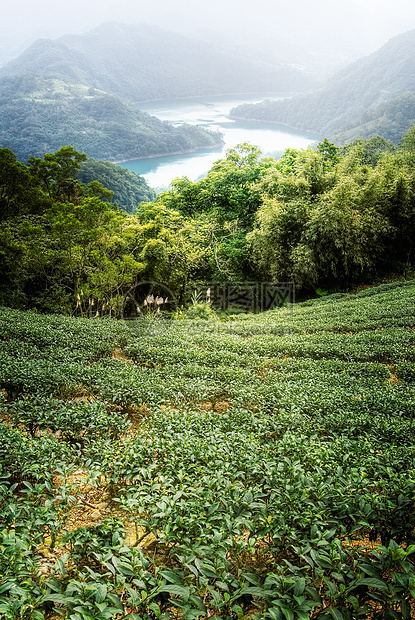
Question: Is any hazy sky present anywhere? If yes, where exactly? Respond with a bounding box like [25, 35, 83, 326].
[2, 0, 415, 67]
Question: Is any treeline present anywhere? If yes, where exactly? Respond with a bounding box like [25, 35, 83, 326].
[1, 133, 415, 314]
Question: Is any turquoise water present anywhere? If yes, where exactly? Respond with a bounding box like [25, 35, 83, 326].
[119, 94, 319, 188]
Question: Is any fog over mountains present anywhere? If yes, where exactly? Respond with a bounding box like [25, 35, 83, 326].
[0, 21, 315, 162]
[0, 22, 314, 102]
[3, 2, 415, 161]
[3, 0, 415, 77]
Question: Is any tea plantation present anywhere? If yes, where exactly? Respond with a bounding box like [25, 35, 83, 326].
[1, 280, 415, 620]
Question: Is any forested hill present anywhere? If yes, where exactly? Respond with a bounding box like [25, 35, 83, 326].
[230, 29, 415, 145]
[0, 77, 223, 162]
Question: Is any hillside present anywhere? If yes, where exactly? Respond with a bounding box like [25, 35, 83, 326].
[230, 29, 415, 144]
[0, 280, 414, 617]
[76, 158, 156, 214]
[329, 91, 415, 144]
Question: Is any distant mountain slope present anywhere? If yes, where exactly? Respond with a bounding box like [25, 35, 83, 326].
[230, 29, 415, 144]
[0, 22, 315, 102]
[330, 91, 415, 145]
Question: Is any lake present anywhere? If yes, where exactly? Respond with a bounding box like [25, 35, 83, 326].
[118, 94, 320, 188]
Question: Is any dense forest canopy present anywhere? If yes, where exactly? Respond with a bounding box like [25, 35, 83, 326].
[1, 132, 415, 314]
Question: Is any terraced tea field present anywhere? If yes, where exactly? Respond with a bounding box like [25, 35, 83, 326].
[1, 280, 415, 619]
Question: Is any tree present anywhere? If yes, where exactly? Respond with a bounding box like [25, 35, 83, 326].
[0, 148, 46, 221]
[249, 142, 396, 288]
[153, 144, 268, 229]
[399, 125, 415, 154]
[17, 196, 144, 314]
[28, 146, 87, 201]
[317, 138, 340, 168]
[0, 226, 28, 307]
[84, 180, 115, 204]
[248, 197, 311, 283]
[131, 203, 214, 301]
[341, 136, 395, 168]
[301, 184, 390, 286]
[199, 143, 265, 227]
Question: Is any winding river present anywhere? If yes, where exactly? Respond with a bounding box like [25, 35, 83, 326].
[119, 94, 319, 188]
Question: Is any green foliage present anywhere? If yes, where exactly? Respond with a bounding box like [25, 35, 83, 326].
[2, 134, 415, 310]
[124, 131, 415, 291]
[0, 148, 48, 222]
[8, 396, 128, 443]
[249, 135, 415, 288]
[28, 146, 87, 200]
[184, 291, 218, 321]
[147, 143, 276, 281]
[0, 147, 150, 314]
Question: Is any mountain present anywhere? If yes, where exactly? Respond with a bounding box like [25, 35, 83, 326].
[229, 29, 415, 145]
[0, 21, 317, 163]
[0, 22, 316, 102]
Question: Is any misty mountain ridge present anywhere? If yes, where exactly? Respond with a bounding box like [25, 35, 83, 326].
[2, 0, 387, 77]
[230, 28, 415, 145]
[3, 20, 415, 163]
[0, 21, 318, 163]
[0, 22, 316, 101]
